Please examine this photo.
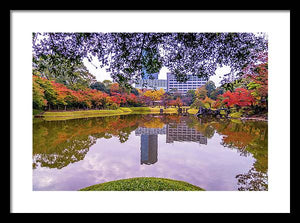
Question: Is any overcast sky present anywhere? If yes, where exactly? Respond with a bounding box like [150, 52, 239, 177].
[83, 57, 231, 87]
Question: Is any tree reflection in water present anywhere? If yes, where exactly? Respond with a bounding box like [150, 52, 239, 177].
[210, 118, 268, 191]
[33, 114, 267, 190]
[236, 167, 268, 191]
[177, 116, 268, 191]
[33, 115, 142, 169]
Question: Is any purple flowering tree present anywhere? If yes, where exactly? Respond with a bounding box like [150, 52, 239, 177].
[32, 32, 267, 85]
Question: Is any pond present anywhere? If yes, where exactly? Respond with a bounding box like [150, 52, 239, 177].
[33, 114, 268, 191]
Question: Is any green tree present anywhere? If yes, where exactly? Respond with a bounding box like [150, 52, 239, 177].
[210, 87, 225, 100]
[33, 76, 47, 109]
[33, 75, 58, 110]
[130, 87, 139, 96]
[205, 80, 216, 98]
[33, 33, 267, 85]
[186, 89, 196, 100]
[33, 54, 96, 90]
[90, 81, 110, 94]
[191, 98, 205, 109]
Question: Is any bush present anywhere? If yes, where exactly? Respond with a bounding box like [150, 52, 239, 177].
[107, 103, 119, 110]
[220, 110, 226, 115]
[33, 109, 43, 116]
[246, 110, 255, 116]
[229, 112, 242, 118]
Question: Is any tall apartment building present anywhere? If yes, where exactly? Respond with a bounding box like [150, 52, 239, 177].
[167, 73, 208, 94]
[135, 70, 208, 93]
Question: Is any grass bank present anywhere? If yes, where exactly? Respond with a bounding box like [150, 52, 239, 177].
[35, 106, 197, 121]
[79, 177, 205, 191]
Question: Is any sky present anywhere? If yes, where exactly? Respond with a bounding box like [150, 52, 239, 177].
[83, 57, 231, 87]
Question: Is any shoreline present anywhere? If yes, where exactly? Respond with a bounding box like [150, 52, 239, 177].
[240, 116, 268, 122]
[33, 107, 267, 122]
[34, 107, 198, 121]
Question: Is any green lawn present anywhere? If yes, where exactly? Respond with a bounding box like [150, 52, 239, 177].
[35, 106, 242, 121]
[79, 177, 205, 191]
[36, 106, 192, 121]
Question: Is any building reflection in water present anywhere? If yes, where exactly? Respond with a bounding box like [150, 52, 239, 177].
[135, 121, 207, 165]
[140, 135, 158, 165]
[135, 126, 166, 165]
[166, 122, 207, 145]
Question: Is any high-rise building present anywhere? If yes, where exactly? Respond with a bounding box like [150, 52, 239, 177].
[167, 73, 208, 94]
[135, 79, 167, 91]
[135, 67, 167, 90]
[142, 69, 159, 80]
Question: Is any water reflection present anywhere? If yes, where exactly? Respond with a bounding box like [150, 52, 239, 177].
[166, 122, 207, 145]
[33, 114, 268, 191]
[33, 115, 141, 169]
[135, 122, 208, 165]
[135, 126, 164, 165]
[140, 135, 158, 165]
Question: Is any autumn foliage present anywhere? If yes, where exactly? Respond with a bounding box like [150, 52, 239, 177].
[142, 89, 165, 104]
[33, 75, 144, 110]
[168, 97, 183, 108]
[33, 73, 179, 111]
[219, 88, 256, 108]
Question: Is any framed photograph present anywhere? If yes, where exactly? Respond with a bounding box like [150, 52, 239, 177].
[11, 10, 291, 213]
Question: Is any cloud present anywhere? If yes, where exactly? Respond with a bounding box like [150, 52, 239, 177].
[33, 132, 255, 191]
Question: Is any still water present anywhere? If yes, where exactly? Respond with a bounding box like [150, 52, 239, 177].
[33, 114, 268, 191]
